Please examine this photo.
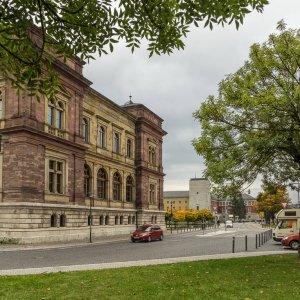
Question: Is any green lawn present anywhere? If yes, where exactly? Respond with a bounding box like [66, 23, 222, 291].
[0, 254, 299, 300]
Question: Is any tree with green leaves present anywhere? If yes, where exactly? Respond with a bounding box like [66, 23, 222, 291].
[193, 21, 300, 194]
[0, 0, 268, 98]
[229, 192, 246, 221]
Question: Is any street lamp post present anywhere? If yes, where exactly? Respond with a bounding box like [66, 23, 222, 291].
[89, 193, 93, 243]
[170, 201, 174, 233]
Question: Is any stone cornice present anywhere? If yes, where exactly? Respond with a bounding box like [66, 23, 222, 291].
[0, 125, 87, 152]
[53, 60, 92, 87]
[86, 87, 137, 123]
[0, 202, 137, 212]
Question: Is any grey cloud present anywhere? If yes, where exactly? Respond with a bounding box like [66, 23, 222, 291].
[85, 1, 300, 197]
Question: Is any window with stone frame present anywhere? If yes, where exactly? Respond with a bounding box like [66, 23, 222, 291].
[149, 183, 156, 204]
[126, 175, 134, 202]
[82, 118, 89, 143]
[60, 214, 66, 227]
[98, 125, 106, 148]
[84, 164, 92, 197]
[50, 214, 57, 227]
[47, 100, 65, 137]
[48, 159, 64, 194]
[113, 132, 121, 153]
[126, 139, 133, 158]
[113, 172, 122, 201]
[100, 215, 104, 225]
[97, 168, 107, 199]
[148, 146, 156, 165]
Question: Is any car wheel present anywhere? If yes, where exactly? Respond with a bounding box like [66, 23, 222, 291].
[289, 240, 299, 250]
[147, 236, 152, 242]
[131, 238, 135, 243]
[159, 235, 163, 241]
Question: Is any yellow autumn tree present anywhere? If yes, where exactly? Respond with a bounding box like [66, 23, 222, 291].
[255, 182, 290, 224]
[173, 210, 186, 222]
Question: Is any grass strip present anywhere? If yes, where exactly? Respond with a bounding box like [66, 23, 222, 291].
[0, 254, 299, 300]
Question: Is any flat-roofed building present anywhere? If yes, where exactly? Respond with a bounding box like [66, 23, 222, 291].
[163, 191, 189, 211]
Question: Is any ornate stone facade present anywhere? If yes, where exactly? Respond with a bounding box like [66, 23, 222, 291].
[0, 50, 166, 244]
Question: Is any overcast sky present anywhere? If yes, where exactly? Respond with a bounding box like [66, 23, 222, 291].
[84, 0, 300, 201]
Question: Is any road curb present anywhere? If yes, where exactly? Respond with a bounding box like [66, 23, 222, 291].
[0, 251, 292, 276]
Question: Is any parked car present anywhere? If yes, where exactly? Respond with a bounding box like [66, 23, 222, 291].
[281, 233, 299, 250]
[225, 220, 233, 228]
[131, 224, 163, 242]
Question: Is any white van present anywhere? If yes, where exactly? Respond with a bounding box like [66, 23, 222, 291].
[225, 220, 233, 228]
[273, 209, 300, 241]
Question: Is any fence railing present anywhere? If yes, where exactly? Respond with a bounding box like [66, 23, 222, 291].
[166, 221, 216, 234]
[166, 222, 273, 254]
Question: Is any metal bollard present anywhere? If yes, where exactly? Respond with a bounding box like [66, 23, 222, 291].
[232, 236, 235, 253]
[245, 235, 248, 251]
[256, 234, 258, 249]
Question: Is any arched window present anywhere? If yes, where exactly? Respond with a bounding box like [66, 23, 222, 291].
[126, 175, 133, 202]
[100, 215, 104, 225]
[82, 118, 89, 143]
[98, 126, 105, 148]
[151, 216, 155, 223]
[50, 214, 57, 227]
[132, 215, 135, 224]
[120, 216, 124, 225]
[126, 139, 132, 158]
[128, 216, 131, 225]
[115, 215, 119, 225]
[113, 132, 120, 153]
[84, 164, 92, 197]
[60, 214, 66, 227]
[47, 100, 65, 130]
[48, 100, 55, 126]
[56, 102, 64, 129]
[105, 215, 109, 225]
[97, 168, 107, 199]
[88, 215, 93, 226]
[113, 172, 122, 201]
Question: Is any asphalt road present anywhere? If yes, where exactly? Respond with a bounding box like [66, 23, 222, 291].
[0, 223, 285, 270]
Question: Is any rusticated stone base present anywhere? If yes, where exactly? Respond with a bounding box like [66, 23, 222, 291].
[0, 203, 166, 244]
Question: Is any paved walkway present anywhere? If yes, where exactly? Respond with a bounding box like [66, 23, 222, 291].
[0, 250, 292, 276]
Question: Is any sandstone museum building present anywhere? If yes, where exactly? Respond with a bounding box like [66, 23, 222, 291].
[0, 37, 167, 244]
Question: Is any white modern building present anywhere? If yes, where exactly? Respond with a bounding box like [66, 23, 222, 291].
[189, 178, 211, 210]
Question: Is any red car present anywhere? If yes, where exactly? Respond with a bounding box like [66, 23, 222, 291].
[131, 224, 163, 242]
[281, 233, 299, 250]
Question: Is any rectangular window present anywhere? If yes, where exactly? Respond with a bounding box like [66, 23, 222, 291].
[149, 184, 156, 204]
[98, 126, 106, 148]
[127, 139, 133, 158]
[113, 132, 120, 153]
[83, 118, 89, 143]
[48, 159, 64, 194]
